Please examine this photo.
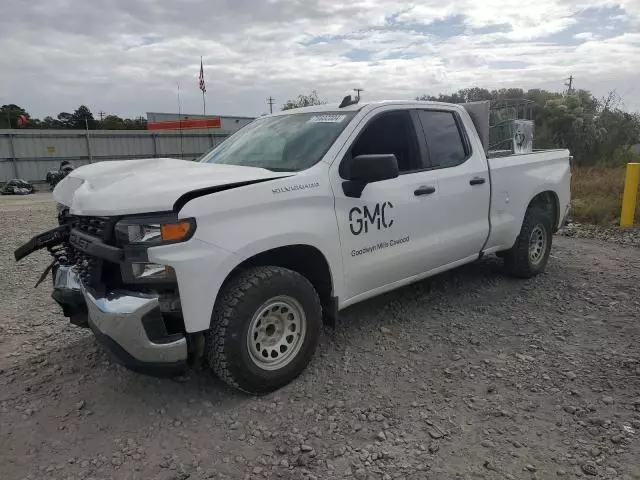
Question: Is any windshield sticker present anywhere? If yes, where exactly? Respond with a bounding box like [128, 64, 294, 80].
[307, 115, 347, 124]
[272, 182, 320, 195]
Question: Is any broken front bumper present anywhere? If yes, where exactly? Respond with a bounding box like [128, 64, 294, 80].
[53, 265, 187, 376]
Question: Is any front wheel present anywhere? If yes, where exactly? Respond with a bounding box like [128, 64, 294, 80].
[502, 208, 553, 278]
[206, 266, 322, 395]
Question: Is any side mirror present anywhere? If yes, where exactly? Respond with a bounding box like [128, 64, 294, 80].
[342, 154, 399, 198]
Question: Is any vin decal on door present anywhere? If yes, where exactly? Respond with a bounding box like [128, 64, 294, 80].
[349, 202, 394, 235]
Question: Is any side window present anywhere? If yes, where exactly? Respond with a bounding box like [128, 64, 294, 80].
[346, 111, 421, 174]
[417, 110, 469, 168]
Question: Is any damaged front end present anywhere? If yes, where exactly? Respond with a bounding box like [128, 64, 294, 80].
[14, 209, 189, 376]
[14, 223, 89, 325]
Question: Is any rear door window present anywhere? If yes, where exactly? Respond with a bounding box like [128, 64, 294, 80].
[417, 110, 469, 168]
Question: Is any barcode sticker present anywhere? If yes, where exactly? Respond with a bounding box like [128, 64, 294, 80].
[308, 115, 347, 123]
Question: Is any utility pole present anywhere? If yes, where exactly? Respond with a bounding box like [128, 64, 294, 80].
[565, 75, 574, 93]
[98, 111, 105, 129]
[267, 96, 275, 114]
[354, 88, 364, 101]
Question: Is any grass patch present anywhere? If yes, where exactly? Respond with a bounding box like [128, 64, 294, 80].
[570, 165, 640, 225]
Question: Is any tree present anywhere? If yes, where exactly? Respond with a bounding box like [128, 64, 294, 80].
[123, 117, 147, 130]
[415, 86, 640, 165]
[70, 105, 96, 129]
[281, 90, 326, 110]
[102, 115, 126, 130]
[0, 104, 30, 128]
[56, 112, 73, 129]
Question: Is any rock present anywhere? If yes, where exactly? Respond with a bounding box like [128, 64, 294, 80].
[333, 445, 346, 457]
[76, 400, 86, 410]
[610, 434, 624, 444]
[380, 327, 392, 335]
[581, 462, 598, 476]
[300, 444, 313, 452]
[354, 467, 367, 479]
[557, 469, 567, 476]
[252, 467, 263, 474]
[605, 467, 617, 477]
[429, 442, 440, 453]
[376, 431, 386, 441]
[564, 405, 577, 414]
[566, 372, 577, 380]
[484, 460, 498, 471]
[428, 429, 444, 439]
[481, 440, 496, 448]
[602, 396, 614, 405]
[229, 422, 240, 430]
[511, 440, 522, 448]
[525, 464, 537, 472]
[515, 353, 534, 362]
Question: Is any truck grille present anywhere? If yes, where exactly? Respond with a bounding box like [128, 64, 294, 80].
[71, 215, 111, 240]
[71, 250, 103, 287]
[61, 215, 115, 289]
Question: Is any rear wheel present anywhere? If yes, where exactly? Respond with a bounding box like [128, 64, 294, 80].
[503, 208, 553, 278]
[206, 266, 322, 395]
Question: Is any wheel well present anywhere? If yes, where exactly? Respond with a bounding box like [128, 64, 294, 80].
[228, 245, 336, 325]
[528, 191, 560, 231]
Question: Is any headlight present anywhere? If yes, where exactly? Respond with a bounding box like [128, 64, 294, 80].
[115, 217, 196, 246]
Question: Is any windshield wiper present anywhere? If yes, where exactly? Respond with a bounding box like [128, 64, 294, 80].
[263, 167, 296, 172]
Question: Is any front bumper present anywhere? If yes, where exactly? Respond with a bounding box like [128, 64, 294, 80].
[53, 266, 187, 376]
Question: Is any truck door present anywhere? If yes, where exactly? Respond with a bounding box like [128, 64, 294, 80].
[329, 108, 444, 301]
[413, 108, 491, 264]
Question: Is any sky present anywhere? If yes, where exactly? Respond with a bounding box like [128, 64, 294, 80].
[1, 0, 639, 119]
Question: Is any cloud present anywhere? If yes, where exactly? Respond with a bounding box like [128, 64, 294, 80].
[0, 0, 639, 119]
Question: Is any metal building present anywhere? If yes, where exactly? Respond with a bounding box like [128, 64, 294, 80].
[146, 112, 254, 132]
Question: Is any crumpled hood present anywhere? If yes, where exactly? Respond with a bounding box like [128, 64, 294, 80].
[53, 157, 286, 216]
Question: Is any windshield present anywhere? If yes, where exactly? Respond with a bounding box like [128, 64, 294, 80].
[199, 112, 355, 171]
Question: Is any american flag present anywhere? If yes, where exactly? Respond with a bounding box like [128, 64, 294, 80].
[199, 58, 206, 93]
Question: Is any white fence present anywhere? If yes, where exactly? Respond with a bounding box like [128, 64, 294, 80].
[0, 129, 233, 183]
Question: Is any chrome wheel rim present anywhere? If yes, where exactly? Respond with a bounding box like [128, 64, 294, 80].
[528, 224, 547, 265]
[247, 296, 306, 371]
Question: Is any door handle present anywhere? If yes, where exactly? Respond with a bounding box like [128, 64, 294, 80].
[414, 186, 436, 196]
[469, 177, 486, 186]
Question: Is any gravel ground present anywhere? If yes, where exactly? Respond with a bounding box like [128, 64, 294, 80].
[1, 193, 639, 480]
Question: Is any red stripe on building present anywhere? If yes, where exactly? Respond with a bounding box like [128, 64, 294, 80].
[148, 118, 222, 130]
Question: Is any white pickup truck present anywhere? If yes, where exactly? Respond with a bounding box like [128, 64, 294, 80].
[15, 99, 571, 394]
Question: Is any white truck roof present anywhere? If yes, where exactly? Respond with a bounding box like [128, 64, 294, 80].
[270, 99, 463, 115]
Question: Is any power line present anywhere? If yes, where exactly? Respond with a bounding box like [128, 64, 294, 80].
[565, 75, 574, 93]
[267, 96, 275, 114]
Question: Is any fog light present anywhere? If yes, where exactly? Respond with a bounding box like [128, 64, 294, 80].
[131, 263, 175, 280]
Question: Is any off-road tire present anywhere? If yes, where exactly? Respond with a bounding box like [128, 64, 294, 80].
[503, 208, 553, 278]
[206, 266, 322, 395]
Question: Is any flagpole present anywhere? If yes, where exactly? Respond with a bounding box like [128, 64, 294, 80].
[177, 82, 184, 159]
